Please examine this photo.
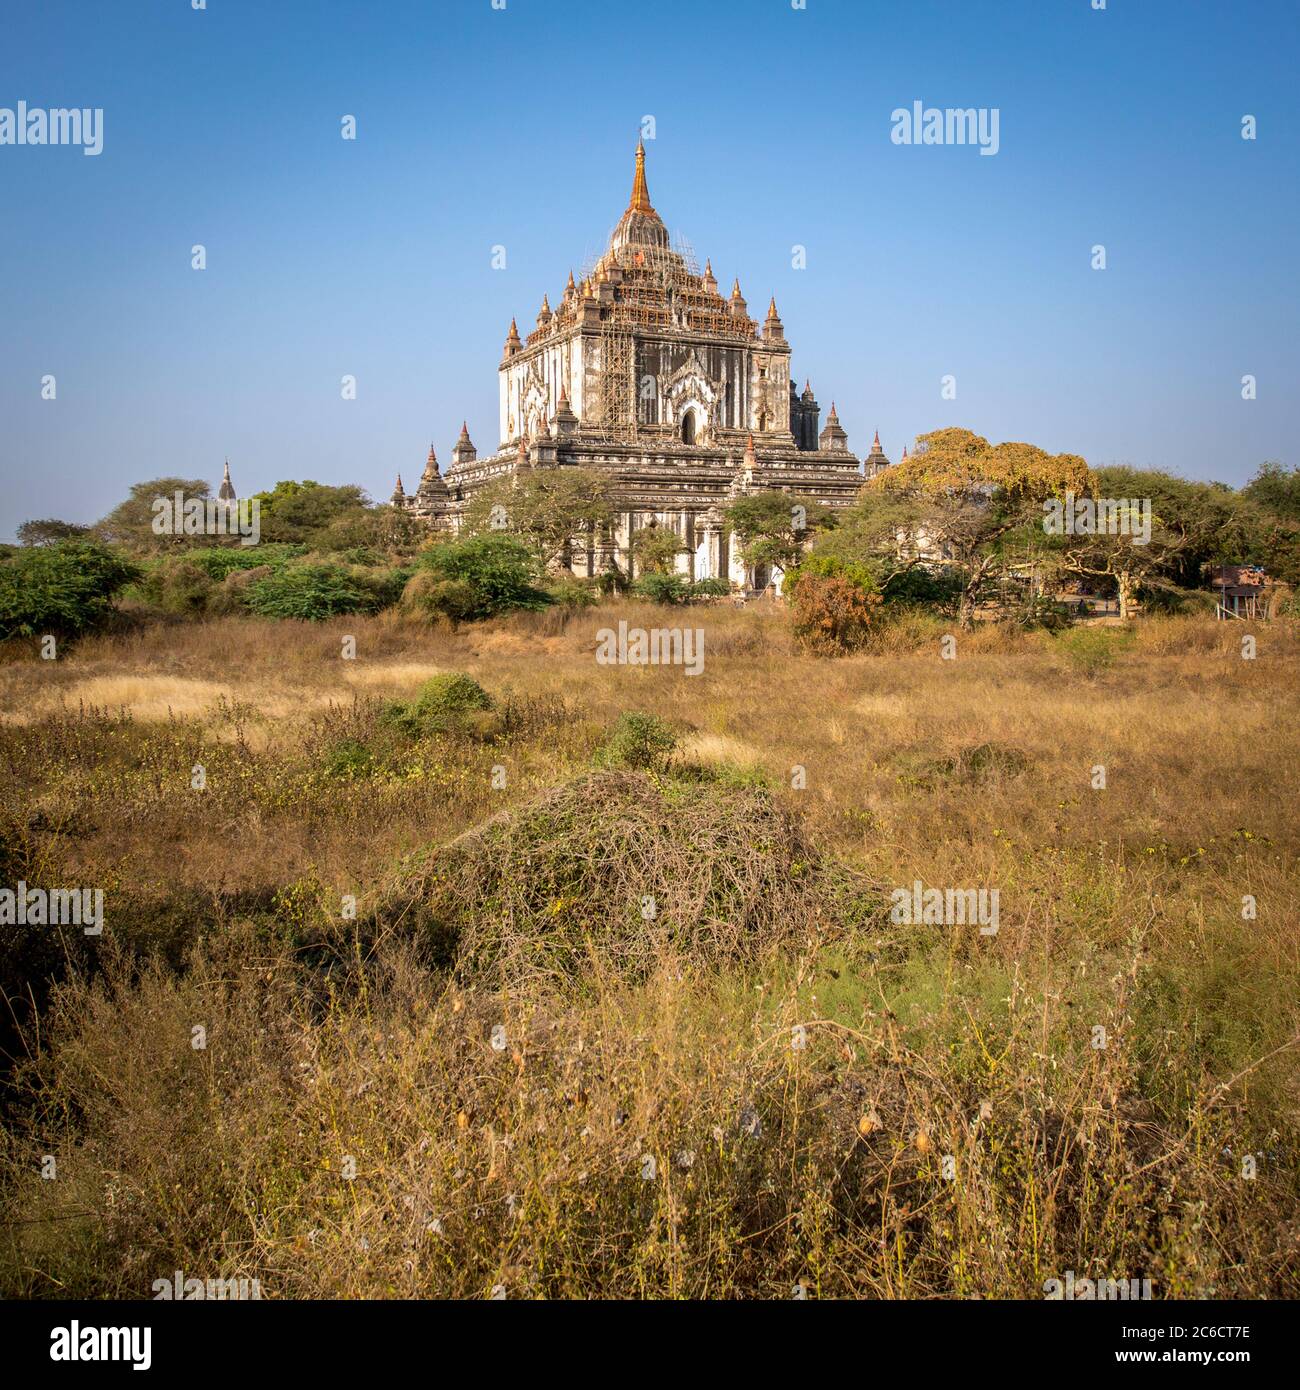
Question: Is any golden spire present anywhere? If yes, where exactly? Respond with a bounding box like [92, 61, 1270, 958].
[629, 137, 653, 213]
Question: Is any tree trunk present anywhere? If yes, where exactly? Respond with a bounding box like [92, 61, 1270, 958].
[1117, 570, 1136, 621]
[958, 589, 977, 631]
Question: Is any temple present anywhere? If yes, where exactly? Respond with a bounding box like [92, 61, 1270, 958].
[394, 140, 893, 589]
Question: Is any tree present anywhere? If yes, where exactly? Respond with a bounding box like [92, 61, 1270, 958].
[16, 518, 90, 547]
[1241, 462, 1300, 522]
[1239, 463, 1300, 587]
[630, 522, 683, 575]
[1052, 502, 1181, 620]
[461, 469, 614, 571]
[0, 541, 141, 639]
[313, 502, 426, 558]
[95, 477, 212, 550]
[248, 480, 369, 545]
[866, 428, 1095, 629]
[1092, 466, 1258, 588]
[724, 491, 833, 578]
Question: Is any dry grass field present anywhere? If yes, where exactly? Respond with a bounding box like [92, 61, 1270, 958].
[1, 605, 1297, 1298]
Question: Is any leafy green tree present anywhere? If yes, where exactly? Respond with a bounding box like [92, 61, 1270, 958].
[95, 477, 212, 550]
[313, 502, 426, 558]
[783, 550, 878, 597]
[724, 491, 833, 577]
[16, 518, 90, 546]
[1238, 463, 1300, 586]
[1241, 462, 1300, 522]
[1092, 466, 1258, 588]
[0, 541, 141, 638]
[1052, 502, 1181, 620]
[630, 522, 683, 576]
[461, 469, 614, 570]
[249, 481, 369, 545]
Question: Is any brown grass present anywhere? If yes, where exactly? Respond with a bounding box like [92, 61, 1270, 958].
[1, 608, 1297, 1298]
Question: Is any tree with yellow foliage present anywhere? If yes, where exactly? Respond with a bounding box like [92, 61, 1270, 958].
[865, 428, 1096, 628]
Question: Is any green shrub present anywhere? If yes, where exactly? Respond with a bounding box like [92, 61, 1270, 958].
[545, 576, 601, 609]
[689, 577, 732, 599]
[785, 552, 877, 597]
[322, 737, 374, 779]
[384, 672, 495, 737]
[631, 572, 691, 604]
[879, 567, 963, 610]
[335, 546, 384, 567]
[245, 564, 376, 621]
[596, 712, 677, 772]
[416, 535, 549, 619]
[412, 673, 492, 719]
[206, 565, 273, 616]
[0, 541, 140, 639]
[136, 559, 216, 617]
[399, 571, 473, 623]
[632, 574, 730, 604]
[186, 544, 305, 580]
[353, 566, 413, 610]
[426, 578, 482, 622]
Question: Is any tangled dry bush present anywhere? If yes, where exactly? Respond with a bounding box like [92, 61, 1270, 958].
[377, 770, 883, 987]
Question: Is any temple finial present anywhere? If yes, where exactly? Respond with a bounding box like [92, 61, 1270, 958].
[629, 137, 653, 213]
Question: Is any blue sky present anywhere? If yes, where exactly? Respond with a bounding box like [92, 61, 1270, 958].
[1, 0, 1297, 539]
